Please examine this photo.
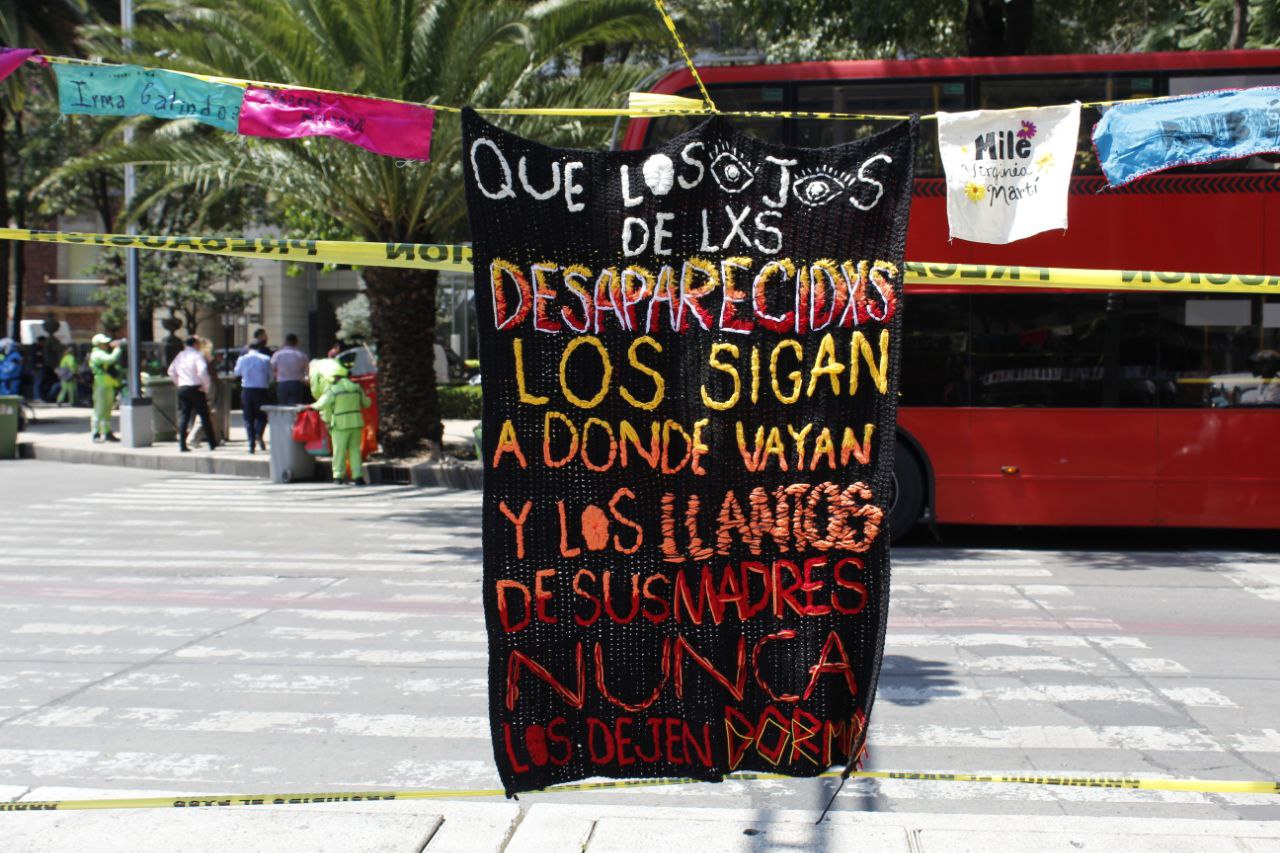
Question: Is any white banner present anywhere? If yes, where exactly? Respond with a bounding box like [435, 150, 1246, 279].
[938, 103, 1081, 245]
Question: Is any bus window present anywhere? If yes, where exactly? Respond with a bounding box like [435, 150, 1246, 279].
[643, 85, 787, 146]
[793, 80, 965, 176]
[1161, 295, 1280, 407]
[900, 293, 971, 406]
[967, 293, 1160, 408]
[1168, 73, 1280, 95]
[977, 75, 1156, 173]
[1165, 72, 1280, 172]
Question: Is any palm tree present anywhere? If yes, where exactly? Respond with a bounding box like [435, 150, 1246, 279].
[71, 0, 664, 456]
[1, 0, 93, 336]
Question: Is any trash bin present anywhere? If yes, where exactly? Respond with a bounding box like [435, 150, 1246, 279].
[263, 404, 314, 483]
[141, 374, 178, 442]
[211, 373, 236, 445]
[0, 395, 19, 460]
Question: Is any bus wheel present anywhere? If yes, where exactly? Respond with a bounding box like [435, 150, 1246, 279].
[888, 442, 926, 544]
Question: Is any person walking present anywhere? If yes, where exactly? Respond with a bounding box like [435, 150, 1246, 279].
[55, 348, 78, 405]
[37, 334, 63, 403]
[31, 337, 48, 402]
[241, 328, 269, 357]
[199, 337, 226, 447]
[233, 340, 271, 453]
[87, 334, 124, 442]
[270, 333, 310, 405]
[168, 336, 216, 452]
[311, 362, 371, 485]
[0, 338, 21, 396]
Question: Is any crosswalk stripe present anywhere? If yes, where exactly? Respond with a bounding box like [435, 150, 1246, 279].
[0, 556, 480, 572]
[171, 645, 487, 663]
[87, 671, 1228, 708]
[60, 498, 460, 515]
[886, 633, 1147, 650]
[870, 724, 1254, 752]
[7, 623, 208, 639]
[878, 682, 1236, 708]
[8, 704, 1272, 754]
[2, 471, 1273, 813]
[0, 748, 278, 783]
[95, 672, 490, 698]
[4, 627, 1136, 651]
[893, 567, 1053, 577]
[0, 603, 262, 617]
[9, 706, 489, 739]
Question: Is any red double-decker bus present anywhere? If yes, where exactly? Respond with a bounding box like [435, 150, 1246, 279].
[624, 49, 1280, 539]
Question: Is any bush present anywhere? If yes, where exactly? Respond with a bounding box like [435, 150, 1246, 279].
[438, 383, 482, 419]
[336, 294, 372, 343]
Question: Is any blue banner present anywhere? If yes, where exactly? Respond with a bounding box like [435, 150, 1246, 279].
[54, 63, 244, 133]
[1093, 86, 1280, 186]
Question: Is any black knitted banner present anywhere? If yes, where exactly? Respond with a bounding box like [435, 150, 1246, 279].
[463, 108, 917, 796]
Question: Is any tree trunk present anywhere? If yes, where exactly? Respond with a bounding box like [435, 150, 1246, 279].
[1003, 0, 1033, 55]
[8, 113, 24, 340]
[10, 222, 24, 340]
[581, 43, 606, 70]
[361, 264, 445, 458]
[966, 0, 1033, 56]
[1230, 0, 1248, 49]
[0, 113, 10, 339]
[94, 171, 115, 233]
[965, 0, 1003, 56]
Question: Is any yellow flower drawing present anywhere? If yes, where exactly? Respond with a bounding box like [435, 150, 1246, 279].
[964, 181, 986, 202]
[1035, 151, 1055, 173]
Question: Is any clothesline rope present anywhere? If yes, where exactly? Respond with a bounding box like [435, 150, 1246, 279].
[653, 0, 718, 112]
[36, 53, 1162, 123]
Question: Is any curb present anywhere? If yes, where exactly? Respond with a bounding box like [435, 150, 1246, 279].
[366, 460, 483, 490]
[17, 439, 483, 491]
[18, 440, 271, 478]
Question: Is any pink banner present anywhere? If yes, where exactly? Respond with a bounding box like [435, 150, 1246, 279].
[0, 48, 37, 84]
[238, 87, 434, 161]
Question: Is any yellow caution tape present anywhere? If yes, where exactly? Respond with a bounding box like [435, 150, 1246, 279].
[2, 771, 1275, 812]
[6, 226, 1279, 296]
[0, 227, 472, 273]
[903, 261, 1280, 296]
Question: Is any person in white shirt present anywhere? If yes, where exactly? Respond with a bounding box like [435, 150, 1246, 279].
[167, 336, 216, 452]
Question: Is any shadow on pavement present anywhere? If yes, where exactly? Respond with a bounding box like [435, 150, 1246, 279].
[878, 655, 962, 706]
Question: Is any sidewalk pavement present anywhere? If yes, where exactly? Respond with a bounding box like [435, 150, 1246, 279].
[4, 797, 1279, 853]
[14, 404, 480, 480]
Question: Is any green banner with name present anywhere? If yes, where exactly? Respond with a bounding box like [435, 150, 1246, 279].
[54, 63, 243, 132]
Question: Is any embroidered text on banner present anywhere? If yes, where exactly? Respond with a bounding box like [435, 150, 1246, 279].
[462, 109, 917, 795]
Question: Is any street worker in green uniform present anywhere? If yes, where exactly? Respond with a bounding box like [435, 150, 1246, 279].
[310, 362, 371, 485]
[88, 333, 125, 442]
[55, 348, 78, 405]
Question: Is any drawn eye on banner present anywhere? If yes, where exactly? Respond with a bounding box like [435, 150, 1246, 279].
[461, 108, 917, 795]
